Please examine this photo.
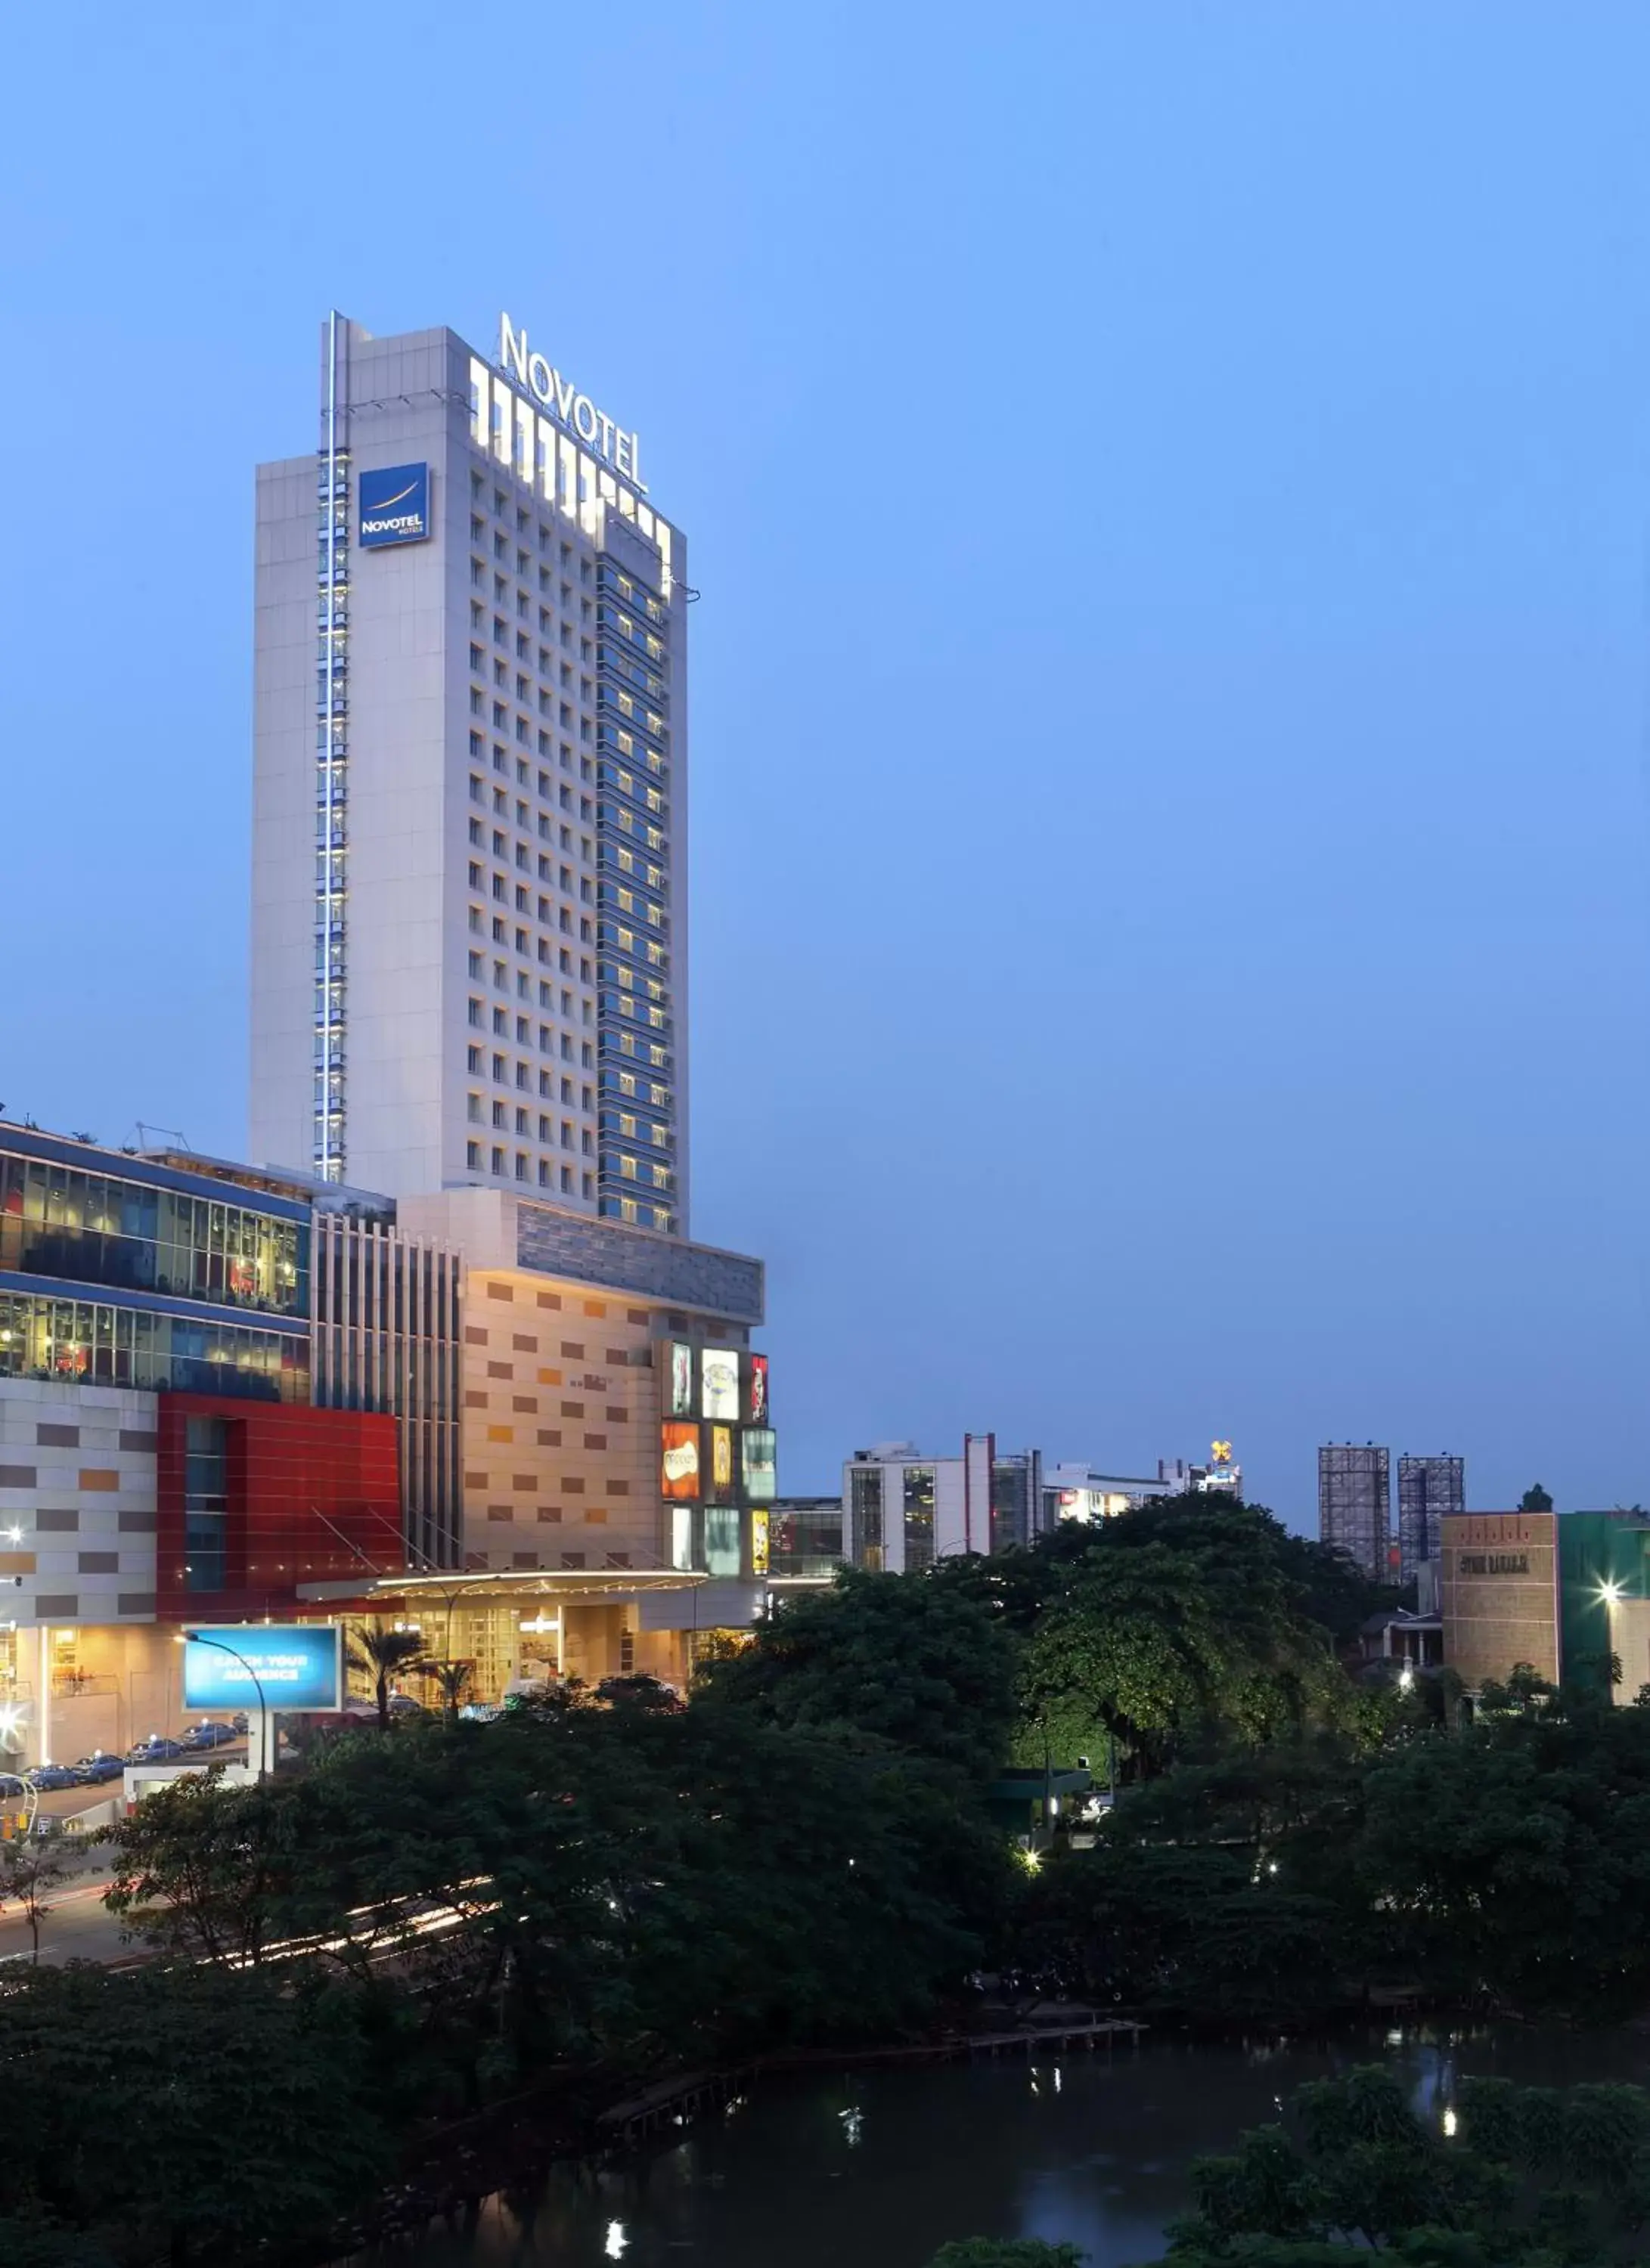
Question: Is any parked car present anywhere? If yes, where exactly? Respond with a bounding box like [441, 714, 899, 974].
[0, 1774, 26, 1802]
[23, 1764, 81, 1792]
[180, 1721, 238, 1749]
[124, 1737, 186, 1764]
[71, 1752, 126, 1785]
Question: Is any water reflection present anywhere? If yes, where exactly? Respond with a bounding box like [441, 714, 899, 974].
[346, 2026, 1650, 2268]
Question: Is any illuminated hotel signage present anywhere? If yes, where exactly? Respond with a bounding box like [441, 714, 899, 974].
[358, 462, 430, 547]
[498, 313, 644, 488]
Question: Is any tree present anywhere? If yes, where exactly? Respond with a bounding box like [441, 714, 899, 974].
[0, 1963, 389, 2262]
[347, 1619, 430, 1730]
[105, 1770, 297, 1966]
[1161, 2065, 1650, 2266]
[0, 1836, 67, 1964]
[1351, 1701, 1650, 2014]
[1519, 1484, 1554, 1513]
[1014, 1501, 1362, 1778]
[696, 1567, 1019, 1774]
[419, 1657, 474, 1719]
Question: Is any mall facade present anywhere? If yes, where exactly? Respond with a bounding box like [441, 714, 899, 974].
[0, 1119, 774, 1762]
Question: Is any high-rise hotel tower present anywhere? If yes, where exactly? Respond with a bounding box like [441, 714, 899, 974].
[251, 313, 686, 1228]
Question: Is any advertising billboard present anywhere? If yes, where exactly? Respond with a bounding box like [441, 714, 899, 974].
[666, 1340, 694, 1418]
[705, 1505, 740, 1579]
[709, 1424, 734, 1500]
[750, 1507, 770, 1578]
[661, 1421, 700, 1501]
[748, 1352, 769, 1425]
[742, 1427, 777, 1502]
[181, 1624, 341, 1713]
[702, 1348, 740, 1421]
[358, 462, 431, 547]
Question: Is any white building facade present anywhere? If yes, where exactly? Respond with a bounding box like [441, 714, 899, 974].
[251, 311, 687, 1227]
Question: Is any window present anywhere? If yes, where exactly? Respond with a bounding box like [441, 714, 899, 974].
[467, 1142, 482, 1170]
[184, 1418, 229, 1592]
[467, 999, 483, 1028]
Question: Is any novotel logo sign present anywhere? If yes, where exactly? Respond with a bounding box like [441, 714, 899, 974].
[498, 312, 644, 489]
[358, 462, 431, 548]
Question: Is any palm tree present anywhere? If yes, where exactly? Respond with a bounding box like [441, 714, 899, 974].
[418, 1658, 474, 1721]
[346, 1622, 429, 1730]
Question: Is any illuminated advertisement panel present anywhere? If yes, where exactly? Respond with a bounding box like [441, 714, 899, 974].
[670, 1505, 696, 1572]
[666, 1340, 694, 1418]
[709, 1424, 735, 1501]
[741, 1427, 777, 1501]
[181, 1624, 341, 1713]
[748, 1352, 769, 1424]
[751, 1507, 770, 1577]
[702, 1348, 740, 1421]
[705, 1505, 740, 1578]
[661, 1421, 700, 1501]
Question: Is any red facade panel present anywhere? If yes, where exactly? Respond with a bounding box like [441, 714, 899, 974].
[156, 1396, 402, 1621]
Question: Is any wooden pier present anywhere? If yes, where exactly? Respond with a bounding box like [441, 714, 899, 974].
[966, 2017, 1145, 2058]
[594, 2019, 1146, 2144]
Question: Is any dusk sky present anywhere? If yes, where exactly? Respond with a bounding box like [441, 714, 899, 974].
[5, 3, 1649, 1522]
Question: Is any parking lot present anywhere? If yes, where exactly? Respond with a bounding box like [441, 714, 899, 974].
[12, 1737, 251, 1826]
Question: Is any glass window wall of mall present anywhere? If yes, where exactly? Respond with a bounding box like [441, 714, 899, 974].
[0, 1154, 308, 1317]
[0, 1293, 308, 1402]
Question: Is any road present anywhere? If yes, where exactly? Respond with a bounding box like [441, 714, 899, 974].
[0, 1870, 132, 1966]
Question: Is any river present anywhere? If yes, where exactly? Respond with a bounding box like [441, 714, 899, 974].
[349, 2025, 1650, 2268]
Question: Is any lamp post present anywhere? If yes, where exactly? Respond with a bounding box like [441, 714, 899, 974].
[184, 1631, 271, 1787]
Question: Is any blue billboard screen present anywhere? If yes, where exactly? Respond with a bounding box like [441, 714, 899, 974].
[181, 1625, 341, 1712]
[358, 462, 430, 547]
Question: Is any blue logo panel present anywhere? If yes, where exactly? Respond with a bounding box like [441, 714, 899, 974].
[182, 1624, 342, 1712]
[358, 461, 430, 547]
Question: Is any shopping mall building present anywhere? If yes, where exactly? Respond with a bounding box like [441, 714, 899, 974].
[0, 1119, 774, 1764]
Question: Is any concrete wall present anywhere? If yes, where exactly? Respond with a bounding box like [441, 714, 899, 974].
[0, 1379, 160, 1626]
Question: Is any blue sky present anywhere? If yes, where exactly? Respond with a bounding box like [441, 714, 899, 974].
[4, 3, 1649, 1520]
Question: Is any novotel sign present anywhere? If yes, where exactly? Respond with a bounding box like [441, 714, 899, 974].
[497, 312, 644, 488]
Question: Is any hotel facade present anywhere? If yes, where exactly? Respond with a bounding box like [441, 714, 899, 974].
[241, 308, 771, 1687]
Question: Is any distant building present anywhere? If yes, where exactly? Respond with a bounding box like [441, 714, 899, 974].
[1158, 1443, 1243, 1498]
[1318, 1444, 1391, 1580]
[1558, 1510, 1650, 1701]
[1438, 1510, 1560, 1689]
[767, 1497, 844, 1578]
[842, 1439, 1043, 1572]
[1397, 1455, 1464, 1584]
[1041, 1464, 1172, 1526]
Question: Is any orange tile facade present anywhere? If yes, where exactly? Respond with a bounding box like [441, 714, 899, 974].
[458, 1272, 668, 1573]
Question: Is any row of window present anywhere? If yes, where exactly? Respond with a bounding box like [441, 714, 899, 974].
[468, 1100, 594, 1151]
[0, 1293, 308, 1404]
[464, 1043, 591, 1086]
[467, 1145, 590, 1195]
[0, 1156, 307, 1318]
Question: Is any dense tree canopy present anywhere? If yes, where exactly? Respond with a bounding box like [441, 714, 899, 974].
[1162, 2064, 1650, 2266]
[694, 1566, 1019, 1771]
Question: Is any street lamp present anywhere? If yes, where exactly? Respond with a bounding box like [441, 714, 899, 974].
[183, 1630, 271, 1787]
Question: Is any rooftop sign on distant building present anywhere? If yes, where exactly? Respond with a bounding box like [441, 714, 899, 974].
[497, 313, 644, 488]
